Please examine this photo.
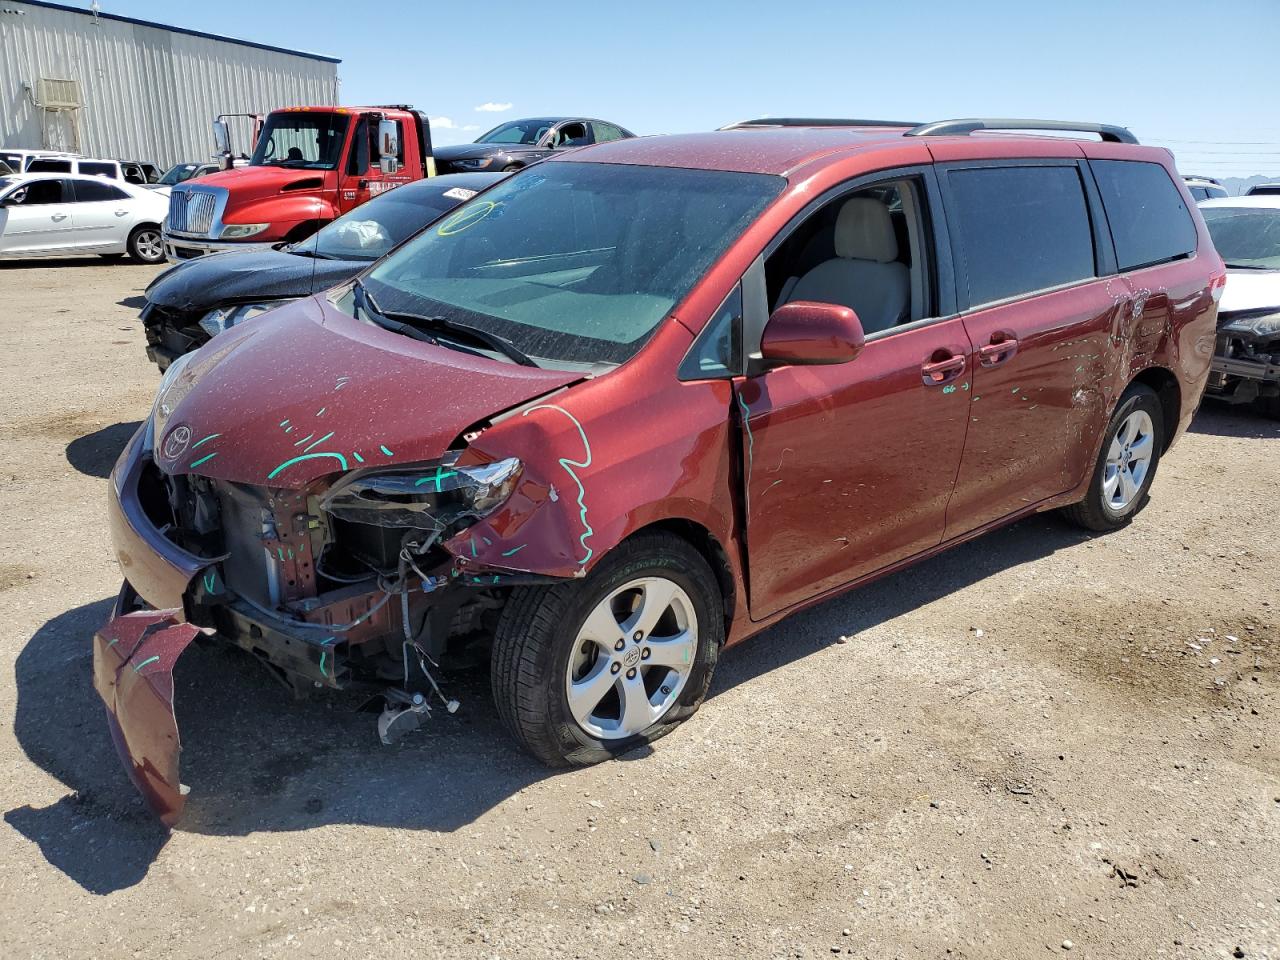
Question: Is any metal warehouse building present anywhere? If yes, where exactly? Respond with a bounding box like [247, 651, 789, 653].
[0, 0, 339, 168]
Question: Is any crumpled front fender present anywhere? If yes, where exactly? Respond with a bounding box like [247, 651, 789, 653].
[93, 603, 206, 827]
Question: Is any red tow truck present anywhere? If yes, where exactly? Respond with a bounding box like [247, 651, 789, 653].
[163, 105, 436, 261]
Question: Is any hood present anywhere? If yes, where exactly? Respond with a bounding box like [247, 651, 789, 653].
[155, 296, 581, 488]
[180, 164, 329, 204]
[145, 248, 364, 312]
[434, 143, 541, 162]
[1220, 269, 1280, 315]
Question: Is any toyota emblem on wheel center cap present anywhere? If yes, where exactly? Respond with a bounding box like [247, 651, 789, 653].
[623, 647, 641, 668]
[162, 424, 192, 460]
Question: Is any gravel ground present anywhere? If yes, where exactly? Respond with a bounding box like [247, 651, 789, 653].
[0, 258, 1277, 960]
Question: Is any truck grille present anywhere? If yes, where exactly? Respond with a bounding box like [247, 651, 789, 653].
[167, 189, 218, 236]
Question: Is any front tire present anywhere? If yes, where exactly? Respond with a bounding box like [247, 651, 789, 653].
[1062, 383, 1163, 531]
[127, 224, 164, 264]
[491, 532, 722, 767]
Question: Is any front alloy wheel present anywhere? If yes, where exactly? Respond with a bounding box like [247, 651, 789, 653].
[491, 532, 722, 766]
[566, 577, 698, 740]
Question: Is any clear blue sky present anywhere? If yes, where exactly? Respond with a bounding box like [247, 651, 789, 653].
[98, 0, 1280, 177]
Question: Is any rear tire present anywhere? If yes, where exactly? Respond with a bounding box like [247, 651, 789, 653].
[127, 224, 164, 264]
[491, 532, 722, 767]
[1062, 383, 1163, 531]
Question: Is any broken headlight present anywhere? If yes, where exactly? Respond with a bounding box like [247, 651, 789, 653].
[198, 301, 286, 339]
[150, 349, 199, 442]
[320, 455, 522, 531]
[1219, 310, 1280, 340]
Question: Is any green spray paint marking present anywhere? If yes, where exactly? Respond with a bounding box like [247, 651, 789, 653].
[302, 431, 334, 453]
[353, 451, 365, 463]
[469, 538, 478, 558]
[961, 381, 970, 391]
[316, 407, 327, 417]
[414, 466, 457, 492]
[277, 547, 285, 561]
[106, 636, 120, 647]
[942, 384, 957, 394]
[380, 445, 394, 457]
[736, 392, 755, 517]
[132, 655, 160, 673]
[293, 432, 315, 447]
[203, 572, 215, 593]
[285, 426, 294, 434]
[1011, 387, 1021, 394]
[501, 544, 526, 557]
[268, 452, 350, 480]
[319, 652, 328, 678]
[191, 433, 221, 450]
[280, 419, 290, 427]
[190, 452, 218, 468]
[482, 537, 493, 546]
[523, 403, 594, 566]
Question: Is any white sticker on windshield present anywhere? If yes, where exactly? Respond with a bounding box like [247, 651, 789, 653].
[442, 187, 478, 201]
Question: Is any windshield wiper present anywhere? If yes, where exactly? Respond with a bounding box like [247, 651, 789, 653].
[352, 282, 538, 367]
[379, 309, 539, 367]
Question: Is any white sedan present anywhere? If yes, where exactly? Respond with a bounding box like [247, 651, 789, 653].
[0, 173, 169, 263]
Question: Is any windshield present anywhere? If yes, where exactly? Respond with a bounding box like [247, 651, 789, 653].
[159, 163, 201, 185]
[251, 113, 350, 170]
[294, 183, 479, 261]
[360, 161, 783, 365]
[1202, 206, 1280, 269]
[476, 120, 556, 145]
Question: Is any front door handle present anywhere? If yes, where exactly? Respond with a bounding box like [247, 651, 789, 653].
[978, 334, 1019, 367]
[51, 213, 68, 221]
[921, 353, 965, 385]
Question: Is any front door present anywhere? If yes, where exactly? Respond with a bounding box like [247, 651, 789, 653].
[936, 160, 1121, 537]
[735, 169, 971, 621]
[338, 115, 404, 215]
[67, 177, 136, 250]
[0, 178, 75, 254]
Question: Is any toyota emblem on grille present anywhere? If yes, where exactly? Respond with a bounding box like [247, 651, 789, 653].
[162, 425, 192, 460]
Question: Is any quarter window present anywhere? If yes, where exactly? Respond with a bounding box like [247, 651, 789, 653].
[593, 122, 626, 143]
[1092, 160, 1197, 271]
[80, 161, 118, 178]
[947, 165, 1096, 307]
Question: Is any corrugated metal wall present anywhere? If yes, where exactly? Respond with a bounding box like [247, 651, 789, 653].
[0, 2, 339, 168]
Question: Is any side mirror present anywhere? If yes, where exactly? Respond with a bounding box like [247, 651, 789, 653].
[212, 119, 231, 156]
[759, 300, 865, 366]
[378, 119, 400, 174]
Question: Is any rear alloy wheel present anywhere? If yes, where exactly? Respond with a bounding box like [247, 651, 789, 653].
[491, 532, 722, 766]
[128, 225, 165, 264]
[1062, 383, 1163, 531]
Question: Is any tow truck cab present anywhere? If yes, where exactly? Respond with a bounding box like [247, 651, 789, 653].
[163, 105, 435, 261]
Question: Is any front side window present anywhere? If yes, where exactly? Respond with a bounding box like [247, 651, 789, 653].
[1200, 206, 1280, 270]
[4, 179, 67, 205]
[73, 179, 129, 202]
[947, 164, 1096, 306]
[251, 113, 351, 170]
[360, 161, 783, 366]
[1092, 159, 1197, 271]
[476, 120, 554, 145]
[554, 122, 593, 147]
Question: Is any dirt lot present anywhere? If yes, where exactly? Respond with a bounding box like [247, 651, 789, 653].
[0, 258, 1277, 960]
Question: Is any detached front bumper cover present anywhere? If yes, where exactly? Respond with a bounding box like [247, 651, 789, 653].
[93, 605, 206, 827]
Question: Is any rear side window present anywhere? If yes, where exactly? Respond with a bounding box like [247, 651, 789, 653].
[947, 165, 1096, 306]
[80, 161, 118, 178]
[1092, 160, 1196, 271]
[73, 179, 129, 202]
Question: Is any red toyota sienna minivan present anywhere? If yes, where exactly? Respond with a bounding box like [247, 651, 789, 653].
[98, 118, 1224, 823]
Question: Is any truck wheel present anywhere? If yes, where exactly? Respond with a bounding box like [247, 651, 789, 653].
[127, 225, 165, 264]
[1062, 383, 1163, 531]
[491, 532, 722, 767]
[501, 163, 522, 173]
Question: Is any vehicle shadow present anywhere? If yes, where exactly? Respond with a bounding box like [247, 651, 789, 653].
[0, 257, 129, 269]
[64, 421, 143, 478]
[8, 513, 1085, 895]
[117, 295, 147, 310]
[1189, 401, 1280, 439]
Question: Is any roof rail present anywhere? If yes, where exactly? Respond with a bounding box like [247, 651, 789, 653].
[904, 118, 1138, 144]
[720, 117, 921, 131]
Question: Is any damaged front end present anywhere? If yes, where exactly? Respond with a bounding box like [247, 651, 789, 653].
[1206, 308, 1280, 406]
[98, 419, 567, 824]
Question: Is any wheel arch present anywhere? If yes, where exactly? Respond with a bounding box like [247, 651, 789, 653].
[1129, 366, 1181, 451]
[619, 518, 737, 642]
